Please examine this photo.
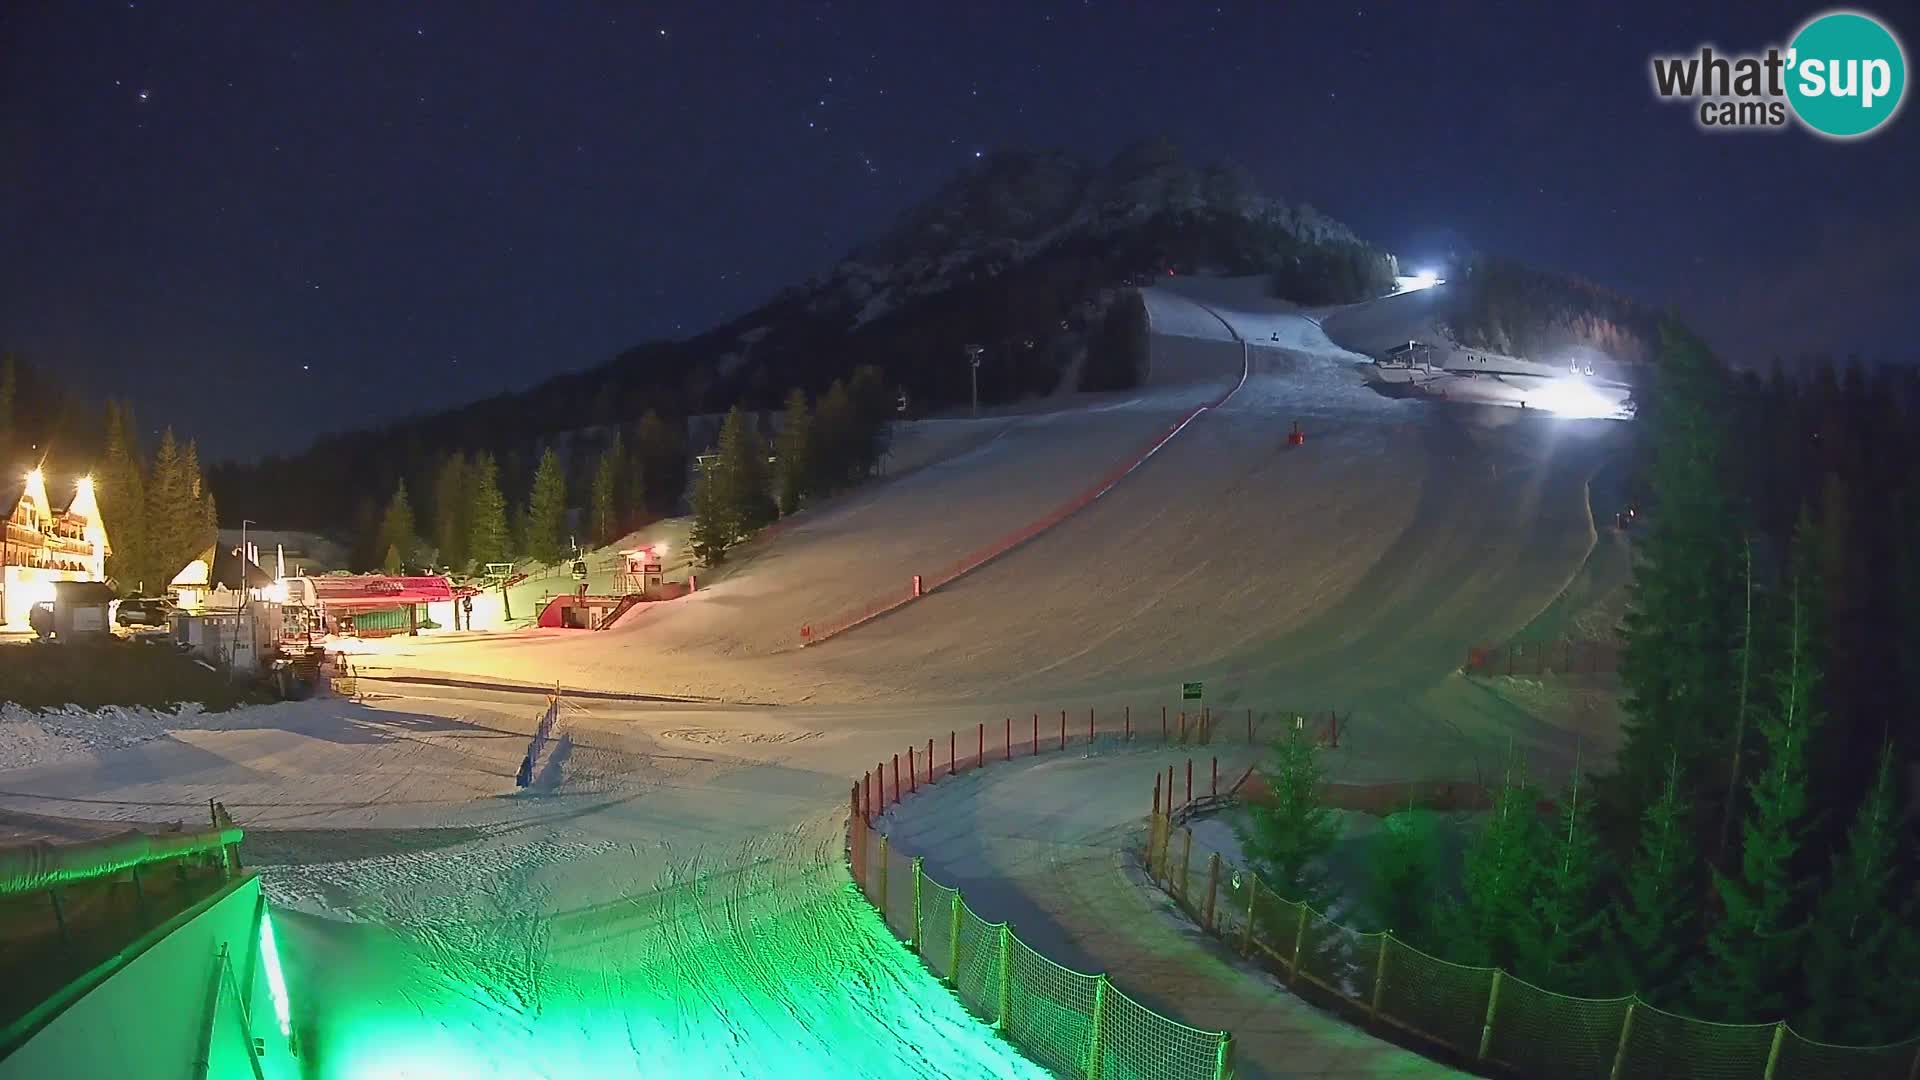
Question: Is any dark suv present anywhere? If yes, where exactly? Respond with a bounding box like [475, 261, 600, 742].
[116, 596, 175, 628]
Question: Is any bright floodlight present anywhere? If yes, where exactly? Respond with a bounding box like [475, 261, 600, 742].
[1528, 378, 1621, 419]
[1396, 270, 1443, 293]
[26, 467, 42, 486]
[76, 474, 93, 493]
[654, 540, 669, 556]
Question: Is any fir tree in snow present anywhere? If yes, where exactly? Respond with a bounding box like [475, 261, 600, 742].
[1445, 754, 1542, 970]
[591, 431, 625, 546]
[716, 407, 774, 538]
[809, 380, 857, 493]
[1798, 745, 1918, 1044]
[377, 479, 417, 572]
[99, 401, 149, 593]
[633, 410, 683, 513]
[466, 452, 510, 567]
[1364, 809, 1439, 948]
[1605, 754, 1697, 1004]
[1516, 769, 1607, 994]
[776, 388, 812, 516]
[1233, 720, 1337, 907]
[144, 428, 194, 584]
[433, 452, 469, 571]
[1694, 519, 1822, 1023]
[525, 447, 569, 563]
[688, 459, 729, 567]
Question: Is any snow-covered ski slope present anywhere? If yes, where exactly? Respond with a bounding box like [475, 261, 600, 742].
[1, 276, 1625, 1078]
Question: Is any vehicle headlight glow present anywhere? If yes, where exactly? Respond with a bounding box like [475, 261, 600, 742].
[1527, 379, 1621, 419]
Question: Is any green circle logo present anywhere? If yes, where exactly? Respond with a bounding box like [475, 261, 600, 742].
[1786, 10, 1907, 138]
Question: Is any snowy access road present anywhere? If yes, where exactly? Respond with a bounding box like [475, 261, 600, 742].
[878, 746, 1467, 1079]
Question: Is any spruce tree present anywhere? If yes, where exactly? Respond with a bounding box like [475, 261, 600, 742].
[1694, 519, 1822, 1022]
[1607, 322, 1745, 831]
[1606, 755, 1697, 1004]
[1445, 754, 1542, 969]
[1233, 720, 1338, 906]
[1364, 809, 1439, 948]
[1516, 770, 1607, 993]
[525, 447, 568, 563]
[716, 407, 774, 537]
[776, 388, 812, 516]
[433, 452, 469, 571]
[0, 353, 15, 461]
[466, 452, 510, 567]
[591, 432, 625, 546]
[688, 459, 729, 566]
[99, 401, 149, 593]
[847, 365, 894, 476]
[1798, 746, 1917, 1044]
[145, 428, 190, 584]
[634, 410, 683, 512]
[377, 479, 417, 572]
[810, 380, 856, 493]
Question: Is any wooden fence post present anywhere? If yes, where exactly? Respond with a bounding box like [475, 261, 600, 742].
[1607, 999, 1638, 1080]
[1479, 969, 1504, 1059]
[1060, 709, 1066, 750]
[996, 923, 1014, 1029]
[1178, 828, 1193, 903]
[1086, 975, 1110, 1080]
[948, 890, 963, 983]
[1762, 1022, 1787, 1080]
[1203, 852, 1221, 931]
[928, 738, 935, 783]
[911, 856, 924, 946]
[1241, 875, 1259, 956]
[876, 834, 890, 920]
[950, 731, 956, 775]
[1288, 904, 1308, 984]
[908, 746, 916, 793]
[1370, 934, 1390, 1023]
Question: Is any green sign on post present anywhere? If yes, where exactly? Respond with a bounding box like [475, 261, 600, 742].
[1181, 681, 1204, 701]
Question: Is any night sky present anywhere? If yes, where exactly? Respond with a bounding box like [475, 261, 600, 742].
[2, 1, 1913, 460]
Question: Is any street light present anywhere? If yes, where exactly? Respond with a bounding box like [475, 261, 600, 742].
[964, 345, 984, 418]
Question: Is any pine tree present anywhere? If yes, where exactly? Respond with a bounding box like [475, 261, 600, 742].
[99, 401, 149, 593]
[716, 407, 774, 538]
[688, 459, 729, 566]
[775, 388, 812, 516]
[433, 452, 469, 571]
[180, 438, 216, 559]
[145, 428, 191, 584]
[1798, 746, 1918, 1044]
[0, 353, 15, 461]
[1364, 809, 1439, 948]
[1606, 323, 1745, 833]
[1516, 770, 1607, 993]
[1694, 518, 1822, 1022]
[1606, 755, 1697, 1004]
[525, 447, 568, 563]
[591, 432, 625, 546]
[1233, 720, 1338, 906]
[467, 452, 510, 567]
[634, 410, 684, 512]
[810, 380, 856, 493]
[847, 365, 894, 476]
[377, 479, 417, 572]
[1446, 754, 1542, 969]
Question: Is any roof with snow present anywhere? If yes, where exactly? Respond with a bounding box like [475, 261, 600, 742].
[305, 574, 453, 611]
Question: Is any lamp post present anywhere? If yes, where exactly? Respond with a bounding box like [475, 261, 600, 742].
[965, 345, 983, 418]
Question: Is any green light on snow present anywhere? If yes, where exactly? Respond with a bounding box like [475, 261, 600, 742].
[259, 909, 293, 1038]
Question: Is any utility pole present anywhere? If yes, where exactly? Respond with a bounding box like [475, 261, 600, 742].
[965, 345, 983, 418]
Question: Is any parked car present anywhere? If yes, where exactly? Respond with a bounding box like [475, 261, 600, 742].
[115, 596, 175, 628]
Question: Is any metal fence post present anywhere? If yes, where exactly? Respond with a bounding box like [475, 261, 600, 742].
[911, 856, 924, 947]
[1607, 999, 1638, 1080]
[1369, 934, 1390, 1023]
[1762, 1022, 1786, 1080]
[1479, 969, 1503, 1059]
[1086, 975, 1109, 1080]
[1203, 852, 1222, 931]
[948, 891, 962, 985]
[1212, 1034, 1234, 1080]
[875, 834, 890, 916]
[996, 924, 1014, 1029]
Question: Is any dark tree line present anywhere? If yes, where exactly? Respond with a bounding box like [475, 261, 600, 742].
[1444, 254, 1663, 366]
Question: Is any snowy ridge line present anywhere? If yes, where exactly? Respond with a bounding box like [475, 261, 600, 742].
[844, 716, 1237, 1078]
[800, 344, 1251, 648]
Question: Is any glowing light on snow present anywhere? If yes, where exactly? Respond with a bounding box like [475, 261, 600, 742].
[259, 909, 294, 1038]
[1395, 271, 1444, 292]
[1527, 378, 1622, 419]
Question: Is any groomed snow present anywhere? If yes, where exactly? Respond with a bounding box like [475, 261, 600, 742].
[0, 279, 1623, 1076]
